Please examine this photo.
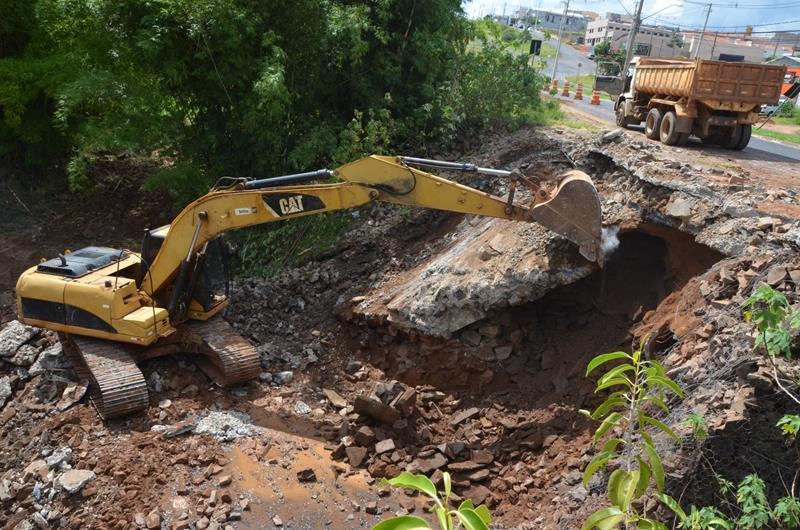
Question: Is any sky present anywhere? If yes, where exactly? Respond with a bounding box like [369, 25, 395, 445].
[462, 0, 800, 34]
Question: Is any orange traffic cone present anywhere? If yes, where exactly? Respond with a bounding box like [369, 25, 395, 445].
[550, 79, 558, 95]
[590, 89, 601, 105]
[561, 80, 570, 97]
[574, 83, 584, 100]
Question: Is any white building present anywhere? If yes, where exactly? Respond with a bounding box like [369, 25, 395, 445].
[513, 7, 588, 33]
[585, 13, 687, 57]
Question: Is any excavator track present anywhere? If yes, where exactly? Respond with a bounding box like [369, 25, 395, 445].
[59, 334, 150, 420]
[181, 316, 260, 387]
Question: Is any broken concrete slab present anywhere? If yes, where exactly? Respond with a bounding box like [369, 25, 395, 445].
[0, 320, 39, 358]
[352, 217, 593, 337]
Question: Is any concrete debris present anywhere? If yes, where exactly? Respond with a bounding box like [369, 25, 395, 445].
[294, 400, 312, 415]
[274, 371, 294, 385]
[57, 469, 96, 494]
[0, 320, 39, 357]
[194, 411, 255, 442]
[323, 388, 347, 409]
[0, 376, 11, 409]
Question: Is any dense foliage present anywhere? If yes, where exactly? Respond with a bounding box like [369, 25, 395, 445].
[1, 0, 548, 198]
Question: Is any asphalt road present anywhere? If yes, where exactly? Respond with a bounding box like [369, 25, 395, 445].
[555, 92, 800, 162]
[543, 38, 595, 80]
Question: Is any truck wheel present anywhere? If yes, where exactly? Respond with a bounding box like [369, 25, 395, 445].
[644, 108, 662, 140]
[734, 124, 752, 150]
[659, 111, 681, 146]
[722, 125, 743, 150]
[701, 134, 719, 146]
[615, 107, 630, 129]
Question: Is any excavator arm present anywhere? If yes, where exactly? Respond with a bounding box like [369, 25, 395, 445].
[140, 155, 603, 311]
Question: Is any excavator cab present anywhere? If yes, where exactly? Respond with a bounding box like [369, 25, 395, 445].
[140, 226, 231, 316]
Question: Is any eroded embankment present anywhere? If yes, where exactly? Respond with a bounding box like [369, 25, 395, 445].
[334, 129, 800, 527]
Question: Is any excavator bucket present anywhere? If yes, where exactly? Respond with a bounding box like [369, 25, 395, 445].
[527, 170, 604, 264]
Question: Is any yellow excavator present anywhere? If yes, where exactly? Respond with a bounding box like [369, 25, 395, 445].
[15, 155, 603, 419]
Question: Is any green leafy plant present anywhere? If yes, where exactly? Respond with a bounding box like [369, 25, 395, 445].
[656, 494, 730, 530]
[661, 474, 800, 530]
[743, 285, 800, 359]
[370, 471, 491, 530]
[682, 412, 709, 442]
[580, 342, 684, 529]
[778, 414, 800, 440]
[736, 474, 772, 529]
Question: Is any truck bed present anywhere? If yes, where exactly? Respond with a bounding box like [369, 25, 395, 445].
[634, 57, 785, 108]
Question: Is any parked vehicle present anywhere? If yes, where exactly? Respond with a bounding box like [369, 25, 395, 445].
[596, 57, 786, 150]
[760, 95, 789, 115]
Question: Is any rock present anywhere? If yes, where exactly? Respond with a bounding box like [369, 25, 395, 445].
[493, 345, 513, 361]
[31, 512, 48, 529]
[365, 501, 380, 515]
[375, 439, 396, 454]
[196, 516, 210, 530]
[28, 343, 64, 377]
[0, 479, 13, 502]
[10, 344, 40, 367]
[0, 320, 39, 357]
[46, 447, 72, 468]
[159, 399, 172, 409]
[172, 496, 190, 512]
[58, 469, 95, 494]
[767, 267, 788, 287]
[471, 449, 494, 465]
[450, 407, 480, 426]
[217, 475, 232, 487]
[294, 400, 312, 415]
[259, 372, 273, 383]
[390, 387, 417, 417]
[23, 459, 49, 482]
[665, 196, 693, 219]
[601, 129, 625, 143]
[0, 377, 11, 408]
[297, 469, 317, 482]
[411, 453, 448, 474]
[354, 395, 400, 425]
[145, 512, 161, 529]
[346, 447, 369, 467]
[355, 426, 376, 446]
[322, 388, 347, 409]
[55, 383, 87, 411]
[756, 217, 775, 231]
[274, 371, 294, 385]
[462, 484, 491, 505]
[272, 515, 284, 526]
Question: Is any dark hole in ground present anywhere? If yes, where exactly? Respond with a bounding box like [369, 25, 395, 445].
[365, 226, 723, 402]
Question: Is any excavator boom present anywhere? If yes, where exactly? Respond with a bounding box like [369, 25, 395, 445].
[14, 154, 603, 419]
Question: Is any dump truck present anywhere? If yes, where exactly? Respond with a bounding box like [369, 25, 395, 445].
[597, 57, 786, 150]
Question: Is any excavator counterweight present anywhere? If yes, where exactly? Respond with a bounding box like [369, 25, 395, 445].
[15, 154, 603, 419]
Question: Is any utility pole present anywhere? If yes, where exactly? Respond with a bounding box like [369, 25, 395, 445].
[622, 0, 644, 72]
[710, 31, 718, 59]
[551, 0, 570, 82]
[693, 3, 712, 58]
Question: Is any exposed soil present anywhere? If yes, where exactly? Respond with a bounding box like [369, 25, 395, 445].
[1, 125, 800, 530]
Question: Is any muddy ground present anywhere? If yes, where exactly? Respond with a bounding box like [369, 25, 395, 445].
[1, 124, 800, 530]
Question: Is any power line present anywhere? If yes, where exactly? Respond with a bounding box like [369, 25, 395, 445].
[683, 0, 800, 8]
